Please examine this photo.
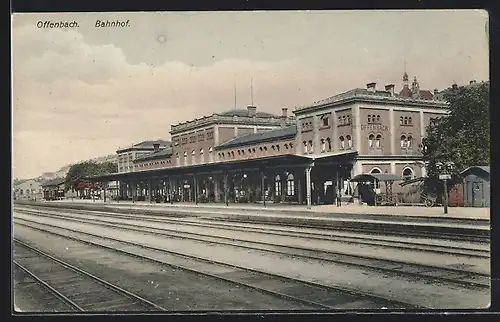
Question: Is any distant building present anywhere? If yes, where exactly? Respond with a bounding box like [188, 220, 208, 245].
[13, 178, 43, 201]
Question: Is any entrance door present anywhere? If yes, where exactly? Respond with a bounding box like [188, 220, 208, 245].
[473, 181, 484, 207]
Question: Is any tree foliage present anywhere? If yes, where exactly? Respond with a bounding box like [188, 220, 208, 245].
[422, 82, 490, 180]
[64, 161, 117, 191]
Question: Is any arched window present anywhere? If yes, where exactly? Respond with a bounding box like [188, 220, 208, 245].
[368, 134, 375, 148]
[199, 148, 204, 163]
[284, 143, 289, 149]
[407, 135, 413, 148]
[375, 134, 382, 148]
[238, 150, 241, 155]
[346, 135, 352, 148]
[252, 148, 256, 153]
[289, 142, 293, 148]
[192, 150, 195, 155]
[404, 117, 408, 125]
[326, 137, 332, 151]
[271, 145, 275, 150]
[286, 173, 295, 196]
[184, 151, 188, 157]
[176, 153, 180, 166]
[347, 115, 351, 124]
[376, 115, 380, 123]
[231, 151, 235, 157]
[370, 167, 382, 189]
[339, 136, 345, 149]
[342, 115, 346, 124]
[368, 115, 372, 123]
[248, 148, 252, 153]
[402, 168, 414, 181]
[264, 146, 268, 151]
[338, 116, 342, 125]
[275, 175, 281, 197]
[400, 116, 404, 125]
[408, 117, 412, 125]
[259, 146, 263, 151]
[400, 135, 407, 148]
[321, 138, 326, 152]
[303, 141, 307, 154]
[276, 145, 280, 151]
[308, 140, 313, 153]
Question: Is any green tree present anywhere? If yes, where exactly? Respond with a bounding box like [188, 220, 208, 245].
[422, 82, 489, 186]
[99, 161, 118, 174]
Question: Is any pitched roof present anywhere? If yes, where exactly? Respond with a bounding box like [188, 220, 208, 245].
[460, 166, 490, 176]
[41, 178, 67, 187]
[216, 109, 277, 118]
[216, 125, 297, 149]
[398, 87, 434, 100]
[134, 147, 174, 162]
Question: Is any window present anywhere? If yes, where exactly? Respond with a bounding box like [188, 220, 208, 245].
[408, 117, 412, 125]
[322, 117, 329, 127]
[404, 117, 408, 125]
[289, 142, 293, 148]
[368, 134, 375, 148]
[347, 115, 351, 124]
[207, 132, 213, 139]
[400, 116, 404, 125]
[376, 134, 382, 148]
[275, 175, 281, 196]
[342, 115, 346, 124]
[284, 143, 289, 149]
[368, 115, 372, 123]
[286, 174, 295, 196]
[346, 135, 352, 148]
[326, 137, 332, 151]
[407, 135, 413, 148]
[338, 116, 342, 125]
[321, 139, 326, 152]
[248, 148, 252, 154]
[401, 135, 407, 148]
[303, 141, 307, 154]
[376, 115, 380, 123]
[308, 140, 313, 154]
[192, 150, 195, 155]
[264, 146, 268, 151]
[339, 136, 345, 149]
[238, 150, 241, 155]
[184, 151, 187, 157]
[271, 145, 275, 150]
[402, 168, 414, 181]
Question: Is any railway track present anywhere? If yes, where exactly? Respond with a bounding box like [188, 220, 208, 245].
[14, 211, 490, 289]
[13, 239, 167, 312]
[15, 207, 489, 258]
[14, 219, 421, 309]
[14, 204, 490, 243]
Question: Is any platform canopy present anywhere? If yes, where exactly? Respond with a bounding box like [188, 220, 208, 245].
[350, 173, 402, 183]
[85, 154, 316, 182]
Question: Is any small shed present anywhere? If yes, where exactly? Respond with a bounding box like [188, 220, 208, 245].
[460, 166, 490, 207]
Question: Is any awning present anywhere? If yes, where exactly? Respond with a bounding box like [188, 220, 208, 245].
[86, 154, 315, 182]
[350, 173, 402, 183]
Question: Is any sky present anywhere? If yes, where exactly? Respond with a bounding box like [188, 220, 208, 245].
[11, 10, 489, 179]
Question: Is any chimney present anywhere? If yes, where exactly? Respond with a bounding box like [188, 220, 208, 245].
[366, 82, 376, 92]
[385, 84, 395, 96]
[153, 143, 160, 152]
[280, 107, 288, 127]
[247, 105, 257, 117]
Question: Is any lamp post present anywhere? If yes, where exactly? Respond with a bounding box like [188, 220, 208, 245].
[436, 161, 454, 214]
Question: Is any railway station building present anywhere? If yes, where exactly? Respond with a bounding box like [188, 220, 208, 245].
[89, 73, 450, 207]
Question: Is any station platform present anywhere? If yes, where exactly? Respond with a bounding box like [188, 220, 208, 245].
[22, 199, 490, 226]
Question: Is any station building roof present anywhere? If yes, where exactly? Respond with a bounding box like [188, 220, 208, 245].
[134, 147, 174, 162]
[216, 125, 297, 150]
[216, 109, 277, 118]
